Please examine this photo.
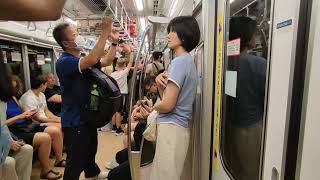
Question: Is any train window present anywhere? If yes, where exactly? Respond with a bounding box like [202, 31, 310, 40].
[28, 45, 54, 79]
[0, 40, 25, 92]
[220, 0, 271, 180]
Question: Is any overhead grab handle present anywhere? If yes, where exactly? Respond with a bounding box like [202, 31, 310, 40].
[147, 16, 172, 24]
[46, 22, 53, 37]
[27, 22, 37, 31]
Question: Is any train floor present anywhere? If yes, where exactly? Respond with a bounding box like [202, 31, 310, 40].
[31, 131, 124, 180]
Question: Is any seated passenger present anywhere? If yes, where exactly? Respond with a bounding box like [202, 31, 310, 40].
[5, 75, 65, 179]
[122, 100, 153, 148]
[121, 76, 157, 148]
[2, 139, 34, 180]
[19, 75, 61, 127]
[106, 120, 148, 180]
[0, 60, 34, 180]
[44, 73, 62, 116]
[110, 46, 134, 135]
[144, 76, 159, 105]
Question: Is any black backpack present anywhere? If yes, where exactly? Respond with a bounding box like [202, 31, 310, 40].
[84, 67, 122, 128]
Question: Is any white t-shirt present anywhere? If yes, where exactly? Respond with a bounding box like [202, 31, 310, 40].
[111, 68, 130, 94]
[19, 90, 48, 119]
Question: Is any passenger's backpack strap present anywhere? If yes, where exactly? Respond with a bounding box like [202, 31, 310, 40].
[152, 62, 160, 71]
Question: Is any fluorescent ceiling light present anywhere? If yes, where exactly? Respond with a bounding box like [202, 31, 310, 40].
[140, 17, 146, 32]
[66, 17, 77, 26]
[169, 0, 179, 17]
[230, 0, 235, 3]
[135, 0, 144, 11]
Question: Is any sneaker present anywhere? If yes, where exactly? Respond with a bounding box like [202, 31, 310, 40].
[99, 122, 113, 132]
[111, 125, 117, 133]
[115, 128, 124, 136]
[105, 160, 119, 170]
[85, 171, 109, 180]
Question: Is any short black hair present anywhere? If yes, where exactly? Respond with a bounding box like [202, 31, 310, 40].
[167, 16, 200, 52]
[53, 23, 70, 50]
[0, 49, 14, 101]
[31, 75, 47, 89]
[229, 16, 257, 51]
[152, 51, 163, 60]
[144, 76, 156, 87]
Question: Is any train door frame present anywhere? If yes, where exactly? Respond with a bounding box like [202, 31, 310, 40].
[209, 0, 311, 179]
[295, 0, 320, 179]
[200, 0, 217, 179]
[262, 0, 312, 179]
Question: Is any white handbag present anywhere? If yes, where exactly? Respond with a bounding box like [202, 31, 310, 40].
[143, 110, 159, 142]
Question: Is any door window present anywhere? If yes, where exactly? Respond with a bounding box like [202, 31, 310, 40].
[220, 0, 272, 180]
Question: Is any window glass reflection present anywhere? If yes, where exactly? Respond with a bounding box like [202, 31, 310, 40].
[221, 0, 271, 180]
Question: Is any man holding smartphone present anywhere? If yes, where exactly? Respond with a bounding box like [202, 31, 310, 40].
[53, 17, 118, 179]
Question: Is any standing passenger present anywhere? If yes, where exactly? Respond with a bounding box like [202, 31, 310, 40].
[145, 51, 164, 76]
[150, 16, 200, 180]
[110, 46, 134, 135]
[53, 17, 118, 179]
[228, 16, 267, 180]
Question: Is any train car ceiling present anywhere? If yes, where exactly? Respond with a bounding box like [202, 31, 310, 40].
[0, 0, 196, 52]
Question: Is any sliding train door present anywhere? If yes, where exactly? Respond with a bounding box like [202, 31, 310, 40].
[296, 1, 320, 179]
[211, 0, 307, 179]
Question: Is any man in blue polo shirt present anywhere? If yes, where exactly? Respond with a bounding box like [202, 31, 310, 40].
[53, 17, 119, 179]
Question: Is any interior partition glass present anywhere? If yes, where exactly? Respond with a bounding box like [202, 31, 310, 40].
[27, 45, 54, 79]
[220, 0, 271, 180]
[0, 40, 25, 93]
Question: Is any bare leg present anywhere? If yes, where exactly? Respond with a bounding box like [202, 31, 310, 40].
[112, 114, 116, 126]
[43, 122, 61, 128]
[122, 131, 134, 148]
[115, 112, 122, 128]
[44, 126, 64, 162]
[33, 132, 52, 174]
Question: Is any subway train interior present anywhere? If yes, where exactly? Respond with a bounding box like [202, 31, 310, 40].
[0, 0, 319, 180]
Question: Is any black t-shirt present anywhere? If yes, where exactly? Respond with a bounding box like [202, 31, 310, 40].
[44, 85, 61, 116]
[233, 53, 267, 126]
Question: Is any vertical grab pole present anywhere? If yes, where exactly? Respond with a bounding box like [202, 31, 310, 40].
[128, 24, 152, 180]
[138, 53, 151, 100]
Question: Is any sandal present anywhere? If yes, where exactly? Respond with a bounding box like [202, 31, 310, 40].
[54, 159, 66, 167]
[40, 170, 62, 180]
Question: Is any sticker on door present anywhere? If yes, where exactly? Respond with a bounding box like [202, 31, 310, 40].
[227, 38, 241, 56]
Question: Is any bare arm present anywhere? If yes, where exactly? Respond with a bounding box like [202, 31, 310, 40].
[0, 0, 66, 21]
[79, 17, 112, 71]
[48, 94, 62, 103]
[33, 107, 60, 123]
[44, 107, 59, 120]
[5, 113, 29, 126]
[100, 45, 117, 67]
[145, 64, 152, 74]
[155, 72, 168, 99]
[153, 82, 179, 113]
[126, 52, 134, 69]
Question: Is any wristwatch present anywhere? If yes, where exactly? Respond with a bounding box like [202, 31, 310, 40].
[111, 43, 118, 46]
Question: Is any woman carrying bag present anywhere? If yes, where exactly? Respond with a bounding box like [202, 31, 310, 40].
[150, 16, 200, 180]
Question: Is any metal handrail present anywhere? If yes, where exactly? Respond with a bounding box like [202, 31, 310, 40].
[128, 23, 152, 180]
